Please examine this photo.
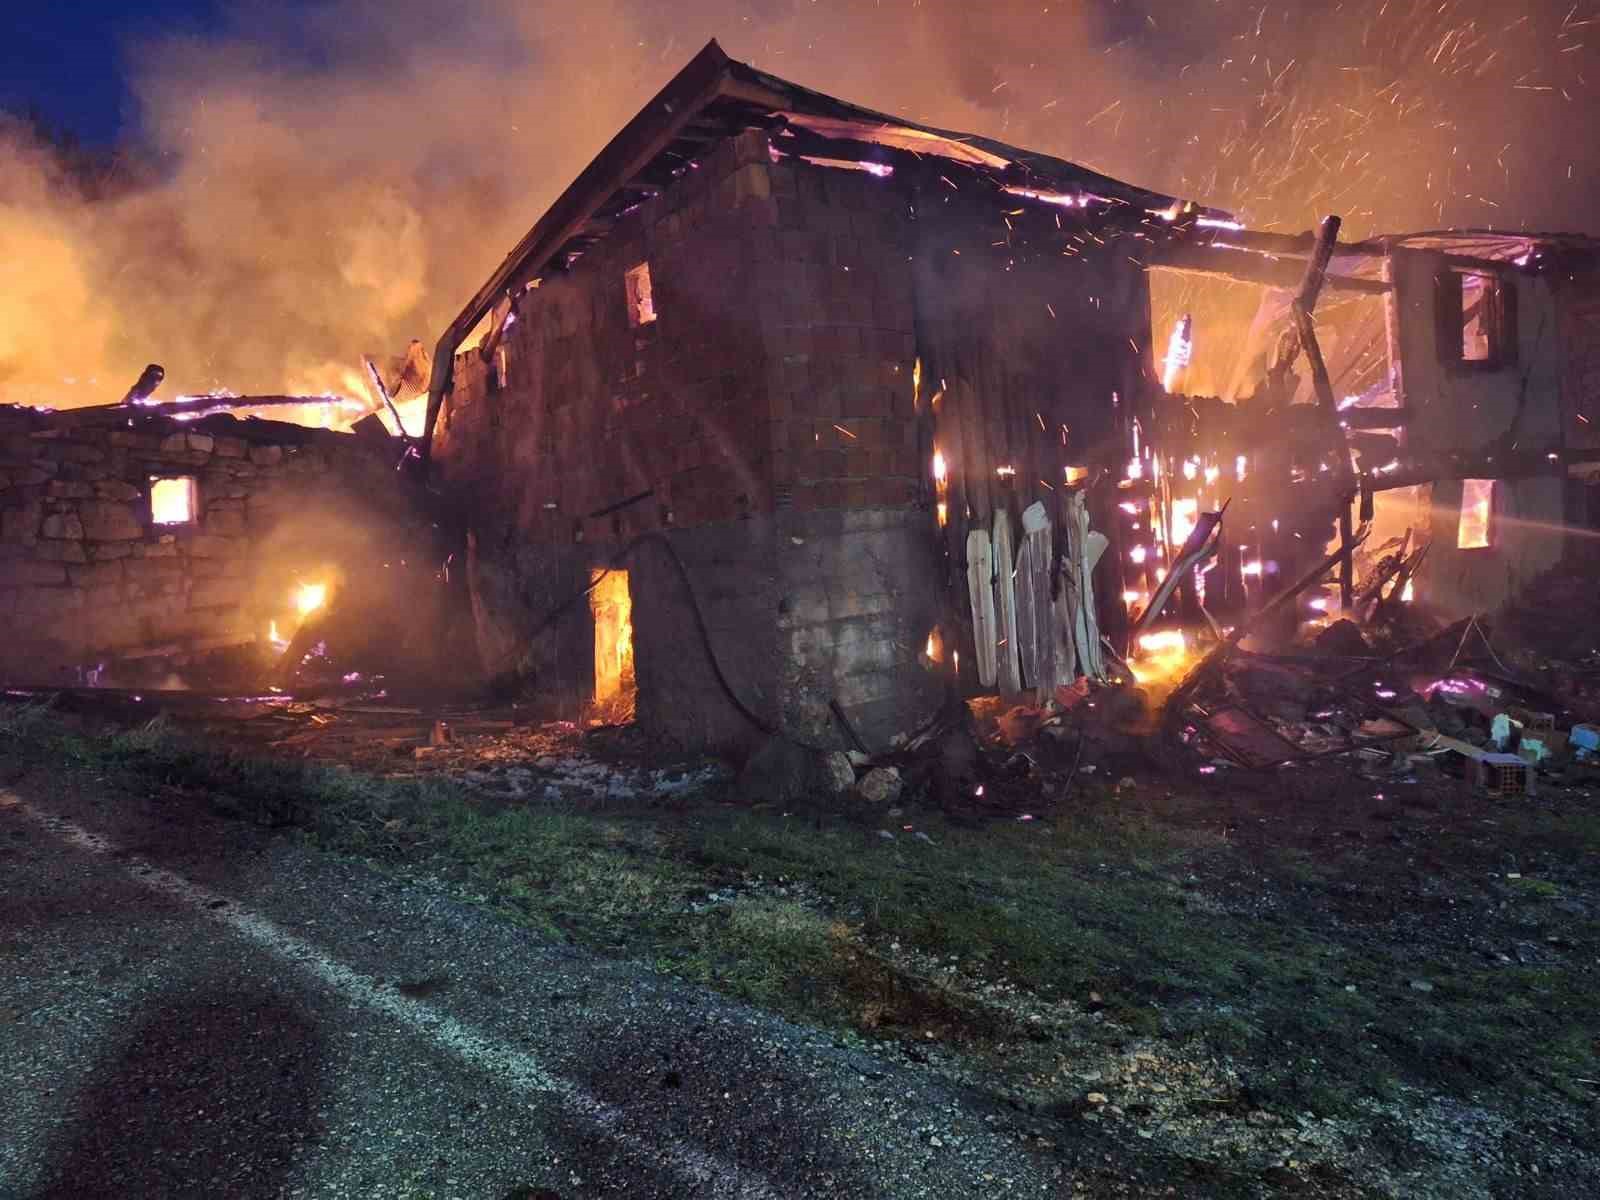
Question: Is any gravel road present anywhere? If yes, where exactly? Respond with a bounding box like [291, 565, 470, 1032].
[0, 774, 1074, 1199]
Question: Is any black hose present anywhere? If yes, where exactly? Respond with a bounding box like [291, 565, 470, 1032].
[498, 530, 812, 746]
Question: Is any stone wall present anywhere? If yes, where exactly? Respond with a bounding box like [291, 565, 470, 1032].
[0, 405, 437, 684]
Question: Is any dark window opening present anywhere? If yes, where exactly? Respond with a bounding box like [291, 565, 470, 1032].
[1436, 267, 1516, 368]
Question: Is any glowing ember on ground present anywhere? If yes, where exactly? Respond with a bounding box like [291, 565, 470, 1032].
[1131, 629, 1197, 696]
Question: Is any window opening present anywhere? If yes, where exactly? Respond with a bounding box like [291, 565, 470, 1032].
[1457, 478, 1495, 549]
[150, 476, 197, 525]
[1438, 267, 1513, 367]
[625, 262, 656, 327]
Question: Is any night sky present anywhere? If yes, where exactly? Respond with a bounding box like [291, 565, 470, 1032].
[0, 1, 228, 141]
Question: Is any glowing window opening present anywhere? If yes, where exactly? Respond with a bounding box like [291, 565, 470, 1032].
[150, 476, 197, 525]
[1457, 479, 1495, 549]
[625, 262, 656, 327]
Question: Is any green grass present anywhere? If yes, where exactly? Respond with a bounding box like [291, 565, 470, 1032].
[5, 700, 1597, 1122]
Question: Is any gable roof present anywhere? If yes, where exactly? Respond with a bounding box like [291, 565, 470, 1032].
[421, 39, 1223, 460]
[468, 39, 1217, 330]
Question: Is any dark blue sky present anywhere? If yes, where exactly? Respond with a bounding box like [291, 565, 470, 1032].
[0, 0, 226, 141]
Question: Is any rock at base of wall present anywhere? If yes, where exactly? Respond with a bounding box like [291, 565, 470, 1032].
[736, 735, 851, 805]
[819, 751, 855, 796]
[855, 766, 903, 806]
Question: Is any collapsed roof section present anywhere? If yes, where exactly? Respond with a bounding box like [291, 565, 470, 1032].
[420, 38, 1231, 462]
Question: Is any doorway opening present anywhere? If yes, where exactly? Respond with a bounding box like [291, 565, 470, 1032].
[590, 568, 636, 720]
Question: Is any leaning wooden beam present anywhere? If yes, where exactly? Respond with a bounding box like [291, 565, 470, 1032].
[967, 527, 998, 687]
[1289, 216, 1357, 611]
[1063, 491, 1106, 680]
[361, 356, 409, 434]
[992, 508, 1023, 694]
[1294, 215, 1343, 315]
[1016, 502, 1054, 702]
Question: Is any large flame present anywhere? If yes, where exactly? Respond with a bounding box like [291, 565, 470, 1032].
[295, 581, 328, 617]
[1130, 629, 1198, 699]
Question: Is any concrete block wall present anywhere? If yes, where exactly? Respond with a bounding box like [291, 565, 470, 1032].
[757, 154, 921, 514]
[0, 405, 430, 682]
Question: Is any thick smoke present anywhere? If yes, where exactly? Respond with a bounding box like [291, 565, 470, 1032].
[2, 0, 1594, 410]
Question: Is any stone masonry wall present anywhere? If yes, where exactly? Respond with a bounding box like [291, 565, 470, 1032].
[0, 405, 429, 683]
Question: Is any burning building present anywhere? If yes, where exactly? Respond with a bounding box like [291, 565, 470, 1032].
[417, 40, 1600, 754]
[421, 40, 1233, 752]
[0, 397, 442, 688]
[9, 40, 1599, 747]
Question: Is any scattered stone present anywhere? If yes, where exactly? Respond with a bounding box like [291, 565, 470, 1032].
[856, 766, 903, 806]
[1408, 978, 1435, 993]
[1086, 1092, 1109, 1105]
[819, 751, 856, 795]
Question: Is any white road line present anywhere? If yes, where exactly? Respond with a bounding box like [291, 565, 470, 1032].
[6, 793, 788, 1199]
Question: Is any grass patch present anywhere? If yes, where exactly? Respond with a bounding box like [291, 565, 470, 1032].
[5, 702, 1597, 1121]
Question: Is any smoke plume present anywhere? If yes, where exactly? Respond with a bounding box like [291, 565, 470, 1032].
[2, 0, 1595, 411]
